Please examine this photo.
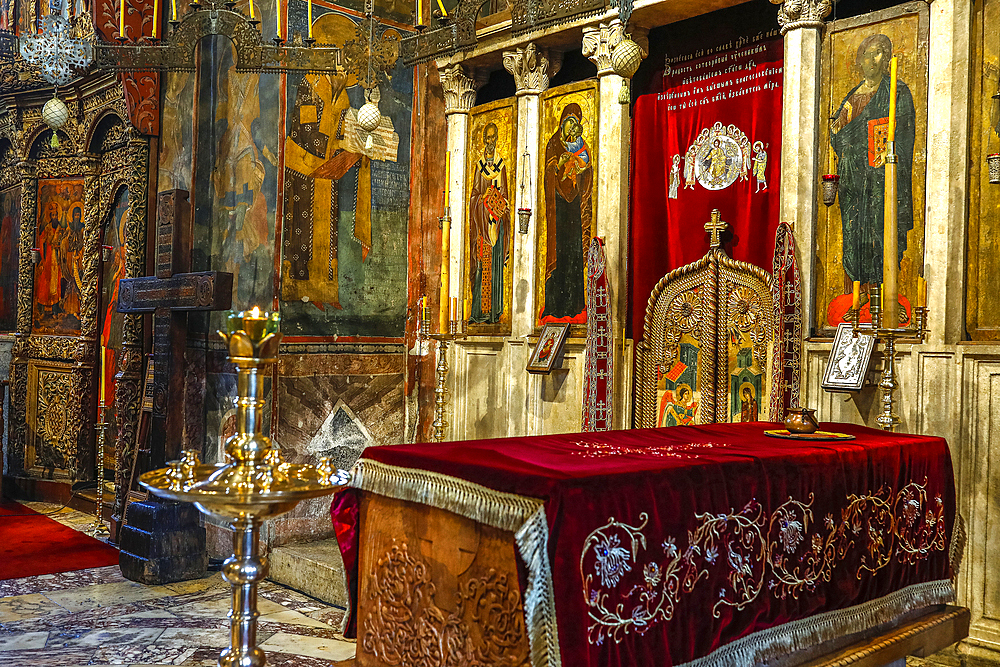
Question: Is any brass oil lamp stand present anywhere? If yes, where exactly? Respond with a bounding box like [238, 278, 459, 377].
[90, 402, 110, 538]
[851, 285, 928, 432]
[139, 309, 347, 667]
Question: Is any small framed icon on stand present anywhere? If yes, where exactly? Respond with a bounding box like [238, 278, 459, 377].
[527, 323, 570, 374]
[822, 322, 876, 393]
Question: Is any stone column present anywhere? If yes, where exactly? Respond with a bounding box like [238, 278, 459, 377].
[438, 64, 480, 307]
[503, 43, 560, 338]
[923, 0, 971, 345]
[771, 0, 832, 335]
[583, 19, 647, 429]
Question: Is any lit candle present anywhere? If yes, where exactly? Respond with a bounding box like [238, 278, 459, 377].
[882, 56, 900, 328]
[152, 0, 158, 37]
[444, 151, 450, 209]
[307, 0, 313, 38]
[120, 0, 126, 38]
[887, 57, 899, 151]
[439, 218, 450, 334]
[852, 281, 860, 312]
[100, 345, 108, 407]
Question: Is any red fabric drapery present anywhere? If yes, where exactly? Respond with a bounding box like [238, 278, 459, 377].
[334, 422, 955, 666]
[629, 38, 784, 340]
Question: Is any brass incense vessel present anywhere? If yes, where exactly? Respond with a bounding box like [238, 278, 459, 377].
[140, 308, 347, 667]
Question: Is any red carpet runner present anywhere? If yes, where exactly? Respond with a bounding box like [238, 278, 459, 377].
[0, 501, 119, 580]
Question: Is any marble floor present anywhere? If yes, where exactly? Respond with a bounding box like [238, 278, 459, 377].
[0, 502, 356, 667]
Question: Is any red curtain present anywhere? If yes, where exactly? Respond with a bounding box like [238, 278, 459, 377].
[629, 38, 784, 340]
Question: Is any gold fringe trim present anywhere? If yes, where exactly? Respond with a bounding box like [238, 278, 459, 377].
[677, 579, 955, 667]
[350, 458, 562, 667]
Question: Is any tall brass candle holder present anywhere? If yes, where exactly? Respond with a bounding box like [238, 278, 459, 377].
[139, 309, 347, 667]
[851, 285, 928, 432]
[423, 308, 465, 443]
[90, 402, 111, 538]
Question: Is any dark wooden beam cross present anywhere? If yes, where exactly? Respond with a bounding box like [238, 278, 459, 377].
[117, 190, 233, 469]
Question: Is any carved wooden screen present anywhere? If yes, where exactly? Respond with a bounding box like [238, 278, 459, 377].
[717, 255, 776, 424]
[634, 256, 717, 429]
[634, 246, 775, 428]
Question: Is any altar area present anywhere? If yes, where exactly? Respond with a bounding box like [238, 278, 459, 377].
[333, 422, 967, 667]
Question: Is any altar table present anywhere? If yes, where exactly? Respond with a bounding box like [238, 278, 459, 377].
[332, 422, 960, 667]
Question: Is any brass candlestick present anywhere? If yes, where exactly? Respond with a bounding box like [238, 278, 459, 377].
[851, 285, 928, 432]
[139, 309, 347, 667]
[91, 403, 110, 538]
[427, 317, 466, 443]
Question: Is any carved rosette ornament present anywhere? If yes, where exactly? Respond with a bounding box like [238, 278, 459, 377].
[439, 64, 480, 115]
[503, 43, 560, 96]
[769, 0, 835, 34]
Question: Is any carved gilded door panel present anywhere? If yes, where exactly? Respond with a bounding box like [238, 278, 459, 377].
[26, 360, 81, 478]
[634, 256, 717, 429]
[716, 255, 775, 424]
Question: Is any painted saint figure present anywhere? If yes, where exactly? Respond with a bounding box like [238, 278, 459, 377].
[683, 146, 696, 190]
[739, 385, 758, 422]
[752, 141, 768, 192]
[669, 154, 680, 199]
[35, 203, 62, 314]
[659, 384, 697, 427]
[468, 122, 510, 324]
[541, 103, 593, 323]
[830, 33, 915, 292]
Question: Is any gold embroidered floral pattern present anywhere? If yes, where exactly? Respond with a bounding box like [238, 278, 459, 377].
[580, 482, 947, 645]
[572, 440, 724, 459]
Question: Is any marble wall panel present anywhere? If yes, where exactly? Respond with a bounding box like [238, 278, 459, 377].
[268, 351, 405, 548]
[452, 341, 505, 441]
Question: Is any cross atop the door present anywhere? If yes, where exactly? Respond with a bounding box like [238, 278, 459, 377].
[705, 209, 728, 250]
[117, 190, 233, 466]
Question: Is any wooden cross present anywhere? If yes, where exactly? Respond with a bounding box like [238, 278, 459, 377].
[705, 209, 728, 249]
[117, 190, 233, 468]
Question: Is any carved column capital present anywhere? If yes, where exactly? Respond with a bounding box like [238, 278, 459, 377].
[582, 19, 625, 76]
[503, 43, 559, 96]
[769, 0, 835, 34]
[438, 64, 480, 115]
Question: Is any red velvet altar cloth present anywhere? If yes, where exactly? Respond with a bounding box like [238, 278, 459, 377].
[333, 422, 954, 667]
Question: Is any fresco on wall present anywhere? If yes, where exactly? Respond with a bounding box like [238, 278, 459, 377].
[208, 40, 278, 310]
[280, 9, 412, 337]
[536, 80, 597, 328]
[157, 72, 196, 192]
[465, 99, 516, 335]
[33, 179, 84, 335]
[0, 186, 21, 332]
[816, 6, 928, 333]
